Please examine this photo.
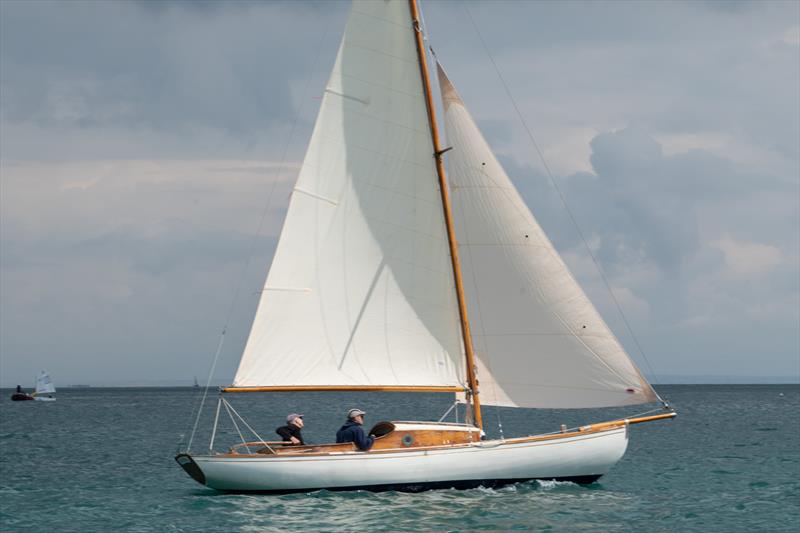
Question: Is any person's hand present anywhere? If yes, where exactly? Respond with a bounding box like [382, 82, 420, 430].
[290, 436, 300, 444]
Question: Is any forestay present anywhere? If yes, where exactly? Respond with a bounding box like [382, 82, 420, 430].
[233, 1, 465, 388]
[437, 64, 658, 408]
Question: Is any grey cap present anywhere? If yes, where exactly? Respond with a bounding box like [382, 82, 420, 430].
[347, 408, 366, 419]
[286, 413, 303, 423]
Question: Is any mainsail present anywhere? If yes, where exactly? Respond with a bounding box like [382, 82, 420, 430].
[233, 1, 465, 388]
[437, 64, 658, 408]
[35, 372, 56, 395]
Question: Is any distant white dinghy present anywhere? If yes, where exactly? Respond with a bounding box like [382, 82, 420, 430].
[33, 371, 56, 401]
[175, 0, 675, 494]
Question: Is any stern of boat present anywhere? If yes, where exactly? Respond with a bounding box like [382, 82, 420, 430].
[175, 454, 207, 486]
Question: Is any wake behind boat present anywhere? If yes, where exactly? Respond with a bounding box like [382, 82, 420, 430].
[176, 0, 675, 494]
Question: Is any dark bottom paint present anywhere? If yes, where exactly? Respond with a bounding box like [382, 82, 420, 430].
[216, 475, 603, 494]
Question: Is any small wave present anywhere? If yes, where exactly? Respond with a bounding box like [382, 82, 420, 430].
[536, 480, 578, 490]
[473, 483, 520, 495]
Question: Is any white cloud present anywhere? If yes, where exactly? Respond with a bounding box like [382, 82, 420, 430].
[656, 131, 796, 178]
[711, 234, 786, 279]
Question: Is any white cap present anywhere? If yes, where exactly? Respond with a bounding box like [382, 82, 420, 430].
[347, 408, 366, 419]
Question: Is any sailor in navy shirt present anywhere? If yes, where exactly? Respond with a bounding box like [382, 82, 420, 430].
[336, 408, 374, 451]
[276, 413, 305, 445]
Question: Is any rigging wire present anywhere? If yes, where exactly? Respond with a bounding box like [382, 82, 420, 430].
[223, 397, 272, 453]
[437, 400, 459, 422]
[462, 3, 667, 406]
[208, 396, 223, 452]
[222, 399, 251, 454]
[186, 332, 226, 452]
[182, 22, 334, 453]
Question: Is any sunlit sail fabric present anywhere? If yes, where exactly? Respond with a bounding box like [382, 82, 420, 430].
[438, 64, 657, 408]
[233, 1, 464, 387]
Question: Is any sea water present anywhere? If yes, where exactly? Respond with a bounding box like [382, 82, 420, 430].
[0, 385, 797, 532]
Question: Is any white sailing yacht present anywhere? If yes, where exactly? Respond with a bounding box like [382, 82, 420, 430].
[175, 0, 675, 493]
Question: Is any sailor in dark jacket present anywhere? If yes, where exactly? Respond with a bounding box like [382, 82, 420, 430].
[336, 408, 374, 451]
[276, 413, 305, 445]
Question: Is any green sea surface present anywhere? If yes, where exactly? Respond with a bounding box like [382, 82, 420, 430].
[1, 385, 798, 532]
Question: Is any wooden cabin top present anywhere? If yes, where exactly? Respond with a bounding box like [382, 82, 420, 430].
[228, 421, 482, 456]
[222, 412, 675, 457]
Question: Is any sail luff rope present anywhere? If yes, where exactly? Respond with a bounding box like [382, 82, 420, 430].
[462, 4, 666, 406]
[182, 22, 333, 453]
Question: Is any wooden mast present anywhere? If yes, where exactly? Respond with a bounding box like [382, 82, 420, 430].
[409, 0, 483, 431]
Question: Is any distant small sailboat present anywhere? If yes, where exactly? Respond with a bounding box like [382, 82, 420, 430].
[33, 371, 56, 401]
[11, 371, 56, 402]
[193, 376, 200, 389]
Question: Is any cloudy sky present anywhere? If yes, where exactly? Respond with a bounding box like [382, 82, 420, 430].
[1, 0, 797, 387]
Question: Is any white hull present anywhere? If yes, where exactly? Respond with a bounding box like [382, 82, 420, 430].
[33, 396, 56, 402]
[179, 426, 628, 493]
